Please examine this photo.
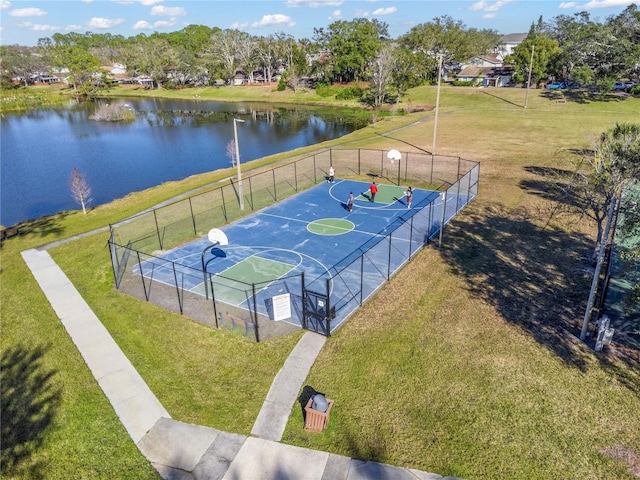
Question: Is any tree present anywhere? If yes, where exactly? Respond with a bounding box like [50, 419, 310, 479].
[369, 43, 395, 107]
[390, 46, 429, 95]
[400, 16, 500, 78]
[315, 18, 389, 83]
[69, 167, 92, 215]
[549, 7, 640, 92]
[504, 28, 561, 86]
[556, 123, 640, 262]
[226, 139, 237, 166]
[0, 45, 47, 87]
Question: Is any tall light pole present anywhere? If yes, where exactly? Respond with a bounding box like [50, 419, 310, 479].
[524, 44, 535, 109]
[233, 118, 245, 210]
[432, 53, 443, 160]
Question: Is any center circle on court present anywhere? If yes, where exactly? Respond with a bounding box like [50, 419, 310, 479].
[307, 218, 355, 236]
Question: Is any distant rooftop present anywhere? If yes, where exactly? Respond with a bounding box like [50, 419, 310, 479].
[501, 33, 528, 44]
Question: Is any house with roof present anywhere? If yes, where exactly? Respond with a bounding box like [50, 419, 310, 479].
[499, 33, 528, 58]
[453, 33, 525, 87]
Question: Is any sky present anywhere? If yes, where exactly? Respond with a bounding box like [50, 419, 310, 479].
[1, 0, 638, 47]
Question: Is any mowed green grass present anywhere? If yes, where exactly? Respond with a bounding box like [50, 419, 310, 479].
[2, 85, 639, 479]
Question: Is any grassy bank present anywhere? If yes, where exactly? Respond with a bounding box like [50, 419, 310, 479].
[2, 85, 639, 479]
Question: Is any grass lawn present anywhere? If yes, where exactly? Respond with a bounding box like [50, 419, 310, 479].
[2, 84, 639, 479]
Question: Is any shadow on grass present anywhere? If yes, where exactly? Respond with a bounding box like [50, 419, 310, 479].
[1, 344, 62, 478]
[441, 199, 639, 393]
[481, 89, 524, 108]
[15, 213, 70, 240]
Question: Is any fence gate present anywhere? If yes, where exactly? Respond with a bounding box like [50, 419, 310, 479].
[302, 287, 333, 336]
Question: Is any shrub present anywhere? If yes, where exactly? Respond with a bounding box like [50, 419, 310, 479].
[315, 82, 337, 97]
[335, 85, 363, 100]
[90, 103, 135, 122]
[452, 80, 475, 87]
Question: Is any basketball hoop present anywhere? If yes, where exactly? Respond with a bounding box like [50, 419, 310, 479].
[387, 149, 401, 164]
[208, 228, 229, 246]
[202, 228, 229, 299]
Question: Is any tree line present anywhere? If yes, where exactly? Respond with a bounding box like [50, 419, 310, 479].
[0, 5, 638, 103]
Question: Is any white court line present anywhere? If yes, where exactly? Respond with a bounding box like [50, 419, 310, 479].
[259, 212, 389, 239]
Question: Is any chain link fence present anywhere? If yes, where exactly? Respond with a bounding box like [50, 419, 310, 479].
[108, 148, 479, 341]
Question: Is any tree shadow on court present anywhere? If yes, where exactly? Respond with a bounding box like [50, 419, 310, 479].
[440, 199, 639, 393]
[1, 343, 62, 478]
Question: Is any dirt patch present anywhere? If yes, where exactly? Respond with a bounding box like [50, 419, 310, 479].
[601, 445, 640, 477]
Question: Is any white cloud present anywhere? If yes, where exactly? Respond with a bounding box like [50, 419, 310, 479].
[469, 0, 512, 12]
[1, 0, 12, 9]
[65, 24, 83, 31]
[230, 21, 249, 29]
[113, 0, 162, 5]
[285, 0, 343, 7]
[482, 13, 497, 19]
[251, 14, 296, 27]
[328, 9, 342, 19]
[133, 20, 153, 30]
[152, 19, 177, 28]
[9, 7, 46, 17]
[151, 5, 186, 16]
[569, 0, 638, 9]
[354, 9, 370, 16]
[133, 18, 178, 30]
[81, 0, 93, 4]
[86, 17, 126, 29]
[559, 2, 578, 7]
[372, 7, 396, 15]
[22, 22, 59, 32]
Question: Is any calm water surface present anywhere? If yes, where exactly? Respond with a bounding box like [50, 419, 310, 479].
[1, 98, 366, 226]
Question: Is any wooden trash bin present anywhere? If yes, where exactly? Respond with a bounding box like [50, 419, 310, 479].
[304, 397, 334, 433]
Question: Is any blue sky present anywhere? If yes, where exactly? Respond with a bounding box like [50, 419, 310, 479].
[1, 0, 637, 46]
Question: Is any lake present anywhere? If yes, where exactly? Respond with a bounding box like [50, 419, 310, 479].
[0, 98, 367, 226]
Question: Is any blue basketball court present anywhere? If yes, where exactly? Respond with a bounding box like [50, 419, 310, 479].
[134, 178, 454, 333]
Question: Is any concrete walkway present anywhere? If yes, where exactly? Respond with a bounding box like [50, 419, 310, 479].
[22, 247, 460, 480]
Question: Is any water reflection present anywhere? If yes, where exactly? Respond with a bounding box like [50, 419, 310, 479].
[1, 98, 367, 226]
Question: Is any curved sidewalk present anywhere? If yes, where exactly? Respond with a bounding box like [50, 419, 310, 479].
[22, 247, 460, 480]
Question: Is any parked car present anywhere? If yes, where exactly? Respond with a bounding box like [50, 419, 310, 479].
[613, 81, 627, 91]
[624, 80, 639, 91]
[545, 82, 565, 89]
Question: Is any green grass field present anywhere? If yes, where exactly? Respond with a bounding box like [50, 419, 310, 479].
[2, 84, 639, 479]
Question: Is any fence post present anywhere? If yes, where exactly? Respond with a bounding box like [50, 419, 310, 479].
[358, 149, 361, 175]
[172, 263, 184, 314]
[252, 283, 260, 342]
[438, 191, 448, 248]
[387, 232, 393, 279]
[211, 277, 219, 328]
[249, 176, 254, 210]
[107, 235, 119, 288]
[189, 197, 197, 236]
[273, 170, 277, 201]
[325, 278, 331, 337]
[294, 161, 298, 191]
[220, 187, 228, 223]
[153, 209, 162, 250]
[136, 251, 150, 301]
[360, 255, 364, 305]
